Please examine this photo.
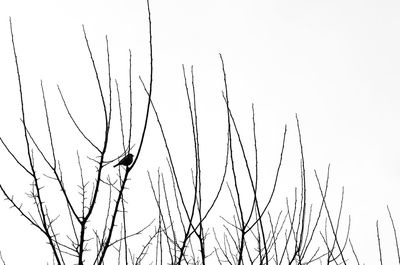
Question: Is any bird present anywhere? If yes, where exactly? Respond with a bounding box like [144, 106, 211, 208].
[114, 153, 134, 168]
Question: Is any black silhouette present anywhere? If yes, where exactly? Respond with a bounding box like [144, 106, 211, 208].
[113, 153, 134, 167]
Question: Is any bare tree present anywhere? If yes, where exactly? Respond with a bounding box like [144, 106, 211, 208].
[1, 1, 398, 265]
[0, 0, 154, 264]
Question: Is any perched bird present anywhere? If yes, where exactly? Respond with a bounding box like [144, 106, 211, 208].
[114, 153, 134, 167]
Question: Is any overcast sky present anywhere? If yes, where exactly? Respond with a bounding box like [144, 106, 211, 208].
[1, 0, 400, 263]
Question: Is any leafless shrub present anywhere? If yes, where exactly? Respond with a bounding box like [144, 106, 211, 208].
[1, 2, 398, 265]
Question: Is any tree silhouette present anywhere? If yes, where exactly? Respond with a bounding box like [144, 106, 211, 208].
[1, 1, 399, 265]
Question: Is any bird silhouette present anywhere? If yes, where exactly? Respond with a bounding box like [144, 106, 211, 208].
[114, 153, 134, 167]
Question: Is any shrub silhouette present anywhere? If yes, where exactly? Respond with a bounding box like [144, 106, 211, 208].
[0, 1, 399, 264]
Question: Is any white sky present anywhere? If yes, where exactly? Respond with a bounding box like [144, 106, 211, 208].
[0, 0, 400, 264]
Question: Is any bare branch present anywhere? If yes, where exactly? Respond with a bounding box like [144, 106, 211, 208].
[376, 220, 383, 265]
[387, 205, 400, 264]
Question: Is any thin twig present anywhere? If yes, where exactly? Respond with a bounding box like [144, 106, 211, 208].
[376, 220, 383, 265]
[387, 205, 400, 264]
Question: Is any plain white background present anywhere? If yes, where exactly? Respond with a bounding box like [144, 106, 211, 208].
[0, 0, 400, 263]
